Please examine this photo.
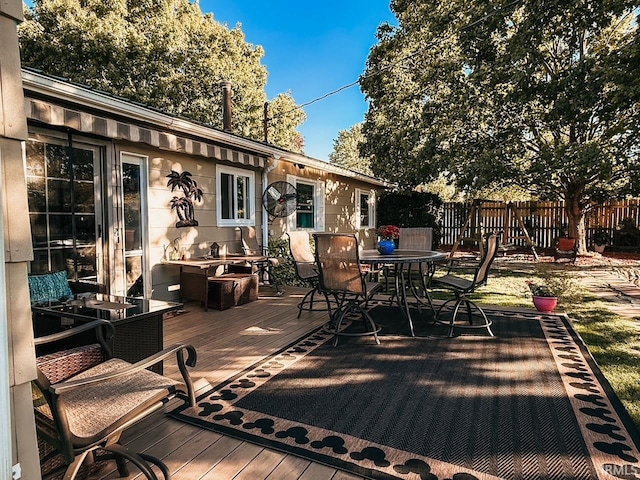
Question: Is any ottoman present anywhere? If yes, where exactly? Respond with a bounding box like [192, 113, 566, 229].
[207, 274, 259, 310]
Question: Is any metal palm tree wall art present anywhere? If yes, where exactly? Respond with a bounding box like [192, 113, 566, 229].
[167, 170, 203, 227]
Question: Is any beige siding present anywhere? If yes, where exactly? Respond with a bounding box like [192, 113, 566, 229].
[268, 160, 381, 249]
[1, 7, 41, 478]
[114, 143, 264, 300]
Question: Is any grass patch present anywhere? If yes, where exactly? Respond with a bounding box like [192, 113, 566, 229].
[427, 263, 640, 429]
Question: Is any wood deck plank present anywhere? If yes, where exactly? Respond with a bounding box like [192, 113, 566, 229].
[232, 449, 288, 480]
[85, 289, 368, 480]
[196, 441, 266, 480]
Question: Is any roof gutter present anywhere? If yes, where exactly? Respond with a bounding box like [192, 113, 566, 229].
[21, 69, 393, 188]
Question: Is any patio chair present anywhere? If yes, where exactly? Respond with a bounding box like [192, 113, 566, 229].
[397, 227, 437, 314]
[33, 319, 197, 480]
[313, 233, 382, 346]
[430, 231, 501, 337]
[286, 231, 329, 318]
[399, 227, 433, 251]
[233, 226, 283, 294]
[554, 236, 577, 262]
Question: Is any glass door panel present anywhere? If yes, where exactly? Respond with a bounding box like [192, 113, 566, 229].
[121, 155, 147, 297]
[25, 139, 102, 283]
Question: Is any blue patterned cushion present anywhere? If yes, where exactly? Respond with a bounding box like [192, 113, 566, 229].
[28, 271, 73, 304]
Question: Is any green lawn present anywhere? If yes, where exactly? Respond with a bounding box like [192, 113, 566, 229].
[429, 263, 640, 428]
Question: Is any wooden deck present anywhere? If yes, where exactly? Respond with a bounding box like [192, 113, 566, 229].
[91, 287, 366, 480]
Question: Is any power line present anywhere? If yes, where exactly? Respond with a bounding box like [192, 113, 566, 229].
[266, 0, 523, 126]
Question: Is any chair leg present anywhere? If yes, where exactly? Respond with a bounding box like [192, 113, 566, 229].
[106, 444, 162, 479]
[297, 284, 330, 318]
[115, 453, 130, 476]
[297, 287, 316, 318]
[360, 307, 380, 345]
[62, 451, 90, 480]
[434, 296, 493, 337]
[140, 452, 171, 479]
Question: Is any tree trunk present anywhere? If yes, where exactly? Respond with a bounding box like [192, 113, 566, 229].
[564, 188, 587, 254]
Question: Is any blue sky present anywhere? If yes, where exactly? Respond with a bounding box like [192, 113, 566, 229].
[199, 1, 397, 160]
[22, 0, 397, 160]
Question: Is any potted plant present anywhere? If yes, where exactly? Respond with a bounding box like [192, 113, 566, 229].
[526, 266, 577, 313]
[592, 228, 610, 253]
[377, 225, 400, 254]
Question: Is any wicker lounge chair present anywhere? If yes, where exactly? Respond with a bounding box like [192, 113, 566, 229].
[33, 319, 197, 479]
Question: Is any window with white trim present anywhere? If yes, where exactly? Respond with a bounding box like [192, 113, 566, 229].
[286, 175, 325, 231]
[216, 165, 255, 226]
[356, 189, 376, 229]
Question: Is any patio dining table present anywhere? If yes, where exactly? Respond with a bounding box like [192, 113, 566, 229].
[359, 249, 447, 336]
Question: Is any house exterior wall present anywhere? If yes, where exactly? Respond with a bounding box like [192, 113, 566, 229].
[112, 141, 264, 301]
[1, 3, 41, 478]
[267, 160, 381, 249]
[21, 71, 389, 305]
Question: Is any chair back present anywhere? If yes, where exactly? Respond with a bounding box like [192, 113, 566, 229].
[287, 231, 317, 280]
[475, 232, 500, 286]
[240, 226, 262, 255]
[399, 227, 433, 251]
[313, 233, 364, 295]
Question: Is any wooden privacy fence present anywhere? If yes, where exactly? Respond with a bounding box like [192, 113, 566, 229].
[439, 200, 640, 249]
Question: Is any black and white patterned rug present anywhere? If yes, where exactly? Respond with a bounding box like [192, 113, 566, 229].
[169, 307, 640, 479]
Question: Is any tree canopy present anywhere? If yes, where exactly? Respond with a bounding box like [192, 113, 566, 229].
[19, 0, 306, 152]
[360, 0, 640, 250]
[328, 123, 373, 176]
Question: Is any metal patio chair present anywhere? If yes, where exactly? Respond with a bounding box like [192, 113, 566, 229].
[313, 233, 382, 346]
[430, 231, 501, 337]
[33, 319, 197, 480]
[286, 230, 329, 317]
[233, 226, 283, 294]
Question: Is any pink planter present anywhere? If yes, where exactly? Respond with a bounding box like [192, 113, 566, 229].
[533, 296, 558, 313]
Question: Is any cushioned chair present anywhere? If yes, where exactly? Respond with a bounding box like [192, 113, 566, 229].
[286, 231, 329, 318]
[554, 237, 577, 262]
[233, 226, 283, 295]
[29, 270, 103, 305]
[33, 319, 197, 480]
[430, 232, 501, 337]
[313, 233, 382, 346]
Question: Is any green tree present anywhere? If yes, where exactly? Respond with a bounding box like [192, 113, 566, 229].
[361, 1, 640, 252]
[328, 123, 373, 176]
[19, 0, 305, 152]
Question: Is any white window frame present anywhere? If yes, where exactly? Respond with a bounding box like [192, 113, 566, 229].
[216, 165, 256, 227]
[356, 188, 376, 229]
[119, 152, 150, 298]
[286, 174, 325, 232]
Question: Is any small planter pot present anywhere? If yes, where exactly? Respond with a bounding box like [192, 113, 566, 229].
[377, 239, 395, 255]
[594, 244, 606, 254]
[533, 296, 558, 313]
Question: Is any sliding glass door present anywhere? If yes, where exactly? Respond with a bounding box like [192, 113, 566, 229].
[25, 138, 103, 285]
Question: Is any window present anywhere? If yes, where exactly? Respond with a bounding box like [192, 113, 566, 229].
[25, 138, 102, 281]
[356, 189, 376, 229]
[216, 165, 255, 226]
[286, 175, 325, 231]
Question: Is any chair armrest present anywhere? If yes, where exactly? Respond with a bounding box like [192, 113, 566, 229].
[33, 319, 115, 357]
[51, 343, 198, 405]
[437, 260, 478, 276]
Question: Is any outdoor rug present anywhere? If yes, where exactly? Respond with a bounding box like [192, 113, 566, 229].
[168, 307, 640, 479]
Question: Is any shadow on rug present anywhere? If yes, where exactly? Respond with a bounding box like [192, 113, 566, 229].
[169, 307, 640, 480]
